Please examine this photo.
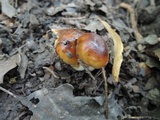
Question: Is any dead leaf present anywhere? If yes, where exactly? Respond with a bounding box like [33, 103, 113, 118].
[21, 84, 106, 120]
[146, 57, 160, 70]
[124, 78, 141, 93]
[46, 5, 65, 16]
[153, 48, 160, 61]
[138, 34, 158, 45]
[84, 21, 104, 32]
[0, 54, 21, 84]
[144, 77, 157, 90]
[30, 14, 39, 25]
[98, 17, 123, 82]
[108, 92, 125, 120]
[112, 18, 133, 34]
[0, 0, 17, 18]
[12, 84, 124, 120]
[0, 92, 20, 120]
[146, 88, 160, 106]
[143, 35, 158, 45]
[85, 0, 95, 7]
[99, 5, 108, 14]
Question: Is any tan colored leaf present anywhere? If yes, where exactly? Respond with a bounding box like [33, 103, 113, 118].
[98, 17, 123, 82]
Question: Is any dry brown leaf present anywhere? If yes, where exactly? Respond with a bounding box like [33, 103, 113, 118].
[98, 17, 123, 82]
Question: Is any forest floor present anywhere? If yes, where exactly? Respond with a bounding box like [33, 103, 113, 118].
[0, 0, 160, 120]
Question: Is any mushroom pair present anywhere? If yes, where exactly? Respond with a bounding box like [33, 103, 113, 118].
[52, 28, 109, 71]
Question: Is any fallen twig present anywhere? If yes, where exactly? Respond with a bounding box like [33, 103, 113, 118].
[60, 15, 86, 20]
[43, 66, 59, 79]
[124, 115, 159, 120]
[102, 67, 108, 118]
[119, 3, 143, 42]
[0, 86, 17, 98]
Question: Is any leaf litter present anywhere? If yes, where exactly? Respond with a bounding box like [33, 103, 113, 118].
[0, 84, 124, 120]
[0, 0, 160, 120]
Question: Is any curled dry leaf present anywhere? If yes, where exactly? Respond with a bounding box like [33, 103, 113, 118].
[98, 17, 123, 82]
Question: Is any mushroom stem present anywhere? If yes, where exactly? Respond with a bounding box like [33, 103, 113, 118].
[78, 60, 95, 80]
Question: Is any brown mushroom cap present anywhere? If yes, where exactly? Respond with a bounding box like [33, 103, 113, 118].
[76, 33, 109, 69]
[52, 28, 84, 68]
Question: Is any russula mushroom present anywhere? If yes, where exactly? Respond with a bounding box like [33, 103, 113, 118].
[76, 33, 109, 69]
[52, 28, 109, 71]
[52, 28, 84, 69]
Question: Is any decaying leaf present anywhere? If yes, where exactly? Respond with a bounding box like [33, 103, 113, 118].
[98, 17, 123, 82]
[46, 5, 65, 16]
[84, 21, 104, 32]
[84, 0, 95, 7]
[124, 78, 140, 93]
[0, 54, 21, 84]
[153, 48, 160, 61]
[144, 77, 157, 90]
[14, 83, 124, 120]
[99, 5, 109, 14]
[21, 84, 106, 120]
[0, 0, 17, 18]
[143, 35, 158, 45]
[146, 88, 160, 106]
[146, 57, 160, 70]
[108, 92, 125, 120]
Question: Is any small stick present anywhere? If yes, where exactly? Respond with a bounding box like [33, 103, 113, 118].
[102, 67, 108, 118]
[119, 3, 143, 42]
[60, 16, 86, 20]
[124, 115, 159, 120]
[0, 86, 17, 98]
[43, 66, 59, 79]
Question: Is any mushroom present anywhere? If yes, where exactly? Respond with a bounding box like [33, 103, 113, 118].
[52, 28, 109, 71]
[76, 33, 109, 69]
[52, 28, 84, 70]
